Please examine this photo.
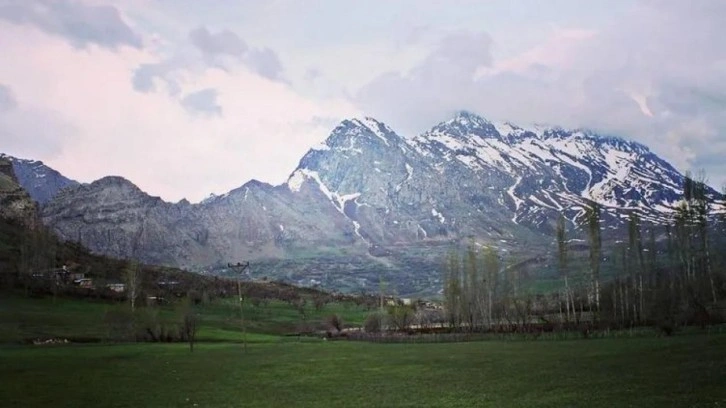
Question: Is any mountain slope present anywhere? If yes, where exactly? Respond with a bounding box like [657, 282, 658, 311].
[0, 154, 78, 204]
[27, 111, 716, 294]
[412, 112, 694, 232]
[0, 157, 37, 227]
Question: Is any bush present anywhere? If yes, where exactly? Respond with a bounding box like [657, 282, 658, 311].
[325, 314, 344, 333]
[387, 305, 415, 332]
[364, 312, 383, 333]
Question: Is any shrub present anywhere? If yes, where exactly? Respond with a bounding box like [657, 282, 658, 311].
[387, 305, 416, 332]
[325, 314, 343, 333]
[364, 312, 383, 333]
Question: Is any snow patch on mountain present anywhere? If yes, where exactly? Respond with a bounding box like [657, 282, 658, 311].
[432, 208, 445, 223]
[354, 117, 391, 146]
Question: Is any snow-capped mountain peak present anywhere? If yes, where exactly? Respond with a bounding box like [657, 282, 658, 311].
[16, 110, 721, 296]
[412, 112, 699, 227]
[428, 110, 499, 140]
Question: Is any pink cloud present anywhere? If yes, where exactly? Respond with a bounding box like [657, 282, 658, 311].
[0, 21, 360, 202]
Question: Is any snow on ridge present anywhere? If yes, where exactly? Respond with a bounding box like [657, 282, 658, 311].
[493, 122, 517, 138]
[337, 192, 361, 210]
[507, 176, 524, 223]
[354, 117, 391, 146]
[287, 169, 369, 243]
[431, 208, 445, 223]
[289, 169, 336, 204]
[395, 163, 414, 193]
[286, 169, 308, 192]
[310, 141, 330, 151]
[587, 149, 636, 203]
[418, 225, 428, 239]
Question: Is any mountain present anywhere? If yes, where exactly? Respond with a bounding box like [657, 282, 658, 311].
[20, 112, 717, 295]
[0, 157, 38, 227]
[411, 112, 690, 231]
[0, 154, 78, 204]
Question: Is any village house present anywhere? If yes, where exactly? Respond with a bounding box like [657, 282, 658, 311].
[106, 283, 126, 293]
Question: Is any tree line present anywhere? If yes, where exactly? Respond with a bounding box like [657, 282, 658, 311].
[442, 172, 726, 334]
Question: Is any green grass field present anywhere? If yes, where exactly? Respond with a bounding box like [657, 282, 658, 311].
[3, 293, 726, 407]
[0, 293, 370, 344]
[1, 334, 725, 407]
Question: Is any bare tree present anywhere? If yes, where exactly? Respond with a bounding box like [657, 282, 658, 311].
[181, 299, 198, 352]
[585, 203, 602, 315]
[443, 250, 462, 329]
[125, 260, 141, 312]
[326, 314, 344, 335]
[628, 212, 645, 322]
[482, 246, 499, 328]
[228, 262, 250, 353]
[556, 214, 572, 322]
[363, 312, 383, 333]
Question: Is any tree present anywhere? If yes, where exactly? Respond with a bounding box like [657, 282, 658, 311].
[387, 304, 416, 332]
[675, 171, 717, 304]
[585, 203, 602, 314]
[692, 172, 716, 304]
[482, 246, 499, 327]
[463, 243, 482, 331]
[294, 297, 308, 333]
[326, 314, 344, 334]
[228, 262, 250, 352]
[628, 212, 645, 322]
[556, 214, 572, 322]
[443, 250, 462, 329]
[124, 260, 141, 312]
[363, 312, 383, 333]
[180, 299, 198, 352]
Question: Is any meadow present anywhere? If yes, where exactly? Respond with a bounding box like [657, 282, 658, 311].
[2, 293, 726, 407]
[0, 293, 369, 344]
[1, 334, 725, 407]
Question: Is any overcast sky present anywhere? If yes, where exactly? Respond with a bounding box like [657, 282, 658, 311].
[0, 0, 724, 202]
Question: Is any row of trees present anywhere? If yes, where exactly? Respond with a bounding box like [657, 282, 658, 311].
[572, 173, 725, 330]
[443, 173, 726, 333]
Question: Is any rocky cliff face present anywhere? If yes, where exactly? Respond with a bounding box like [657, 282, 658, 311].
[0, 154, 78, 205]
[0, 157, 38, 227]
[25, 112, 716, 294]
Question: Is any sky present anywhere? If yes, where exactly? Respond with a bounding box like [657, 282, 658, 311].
[0, 0, 725, 202]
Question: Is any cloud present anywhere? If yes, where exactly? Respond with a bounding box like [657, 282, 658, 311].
[132, 26, 286, 98]
[189, 26, 247, 57]
[244, 47, 284, 80]
[132, 60, 183, 95]
[188, 26, 284, 80]
[0, 20, 360, 202]
[356, 1, 726, 186]
[181, 88, 222, 116]
[0, 84, 17, 112]
[0, 0, 142, 49]
[357, 31, 493, 135]
[304, 67, 322, 82]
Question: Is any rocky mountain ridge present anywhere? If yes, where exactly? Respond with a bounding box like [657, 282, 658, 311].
[0, 157, 38, 227]
[7, 112, 716, 294]
[0, 154, 78, 205]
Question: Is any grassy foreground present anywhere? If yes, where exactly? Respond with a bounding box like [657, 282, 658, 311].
[2, 334, 725, 407]
[0, 294, 369, 343]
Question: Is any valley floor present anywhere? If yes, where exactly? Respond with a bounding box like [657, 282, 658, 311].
[2, 334, 725, 407]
